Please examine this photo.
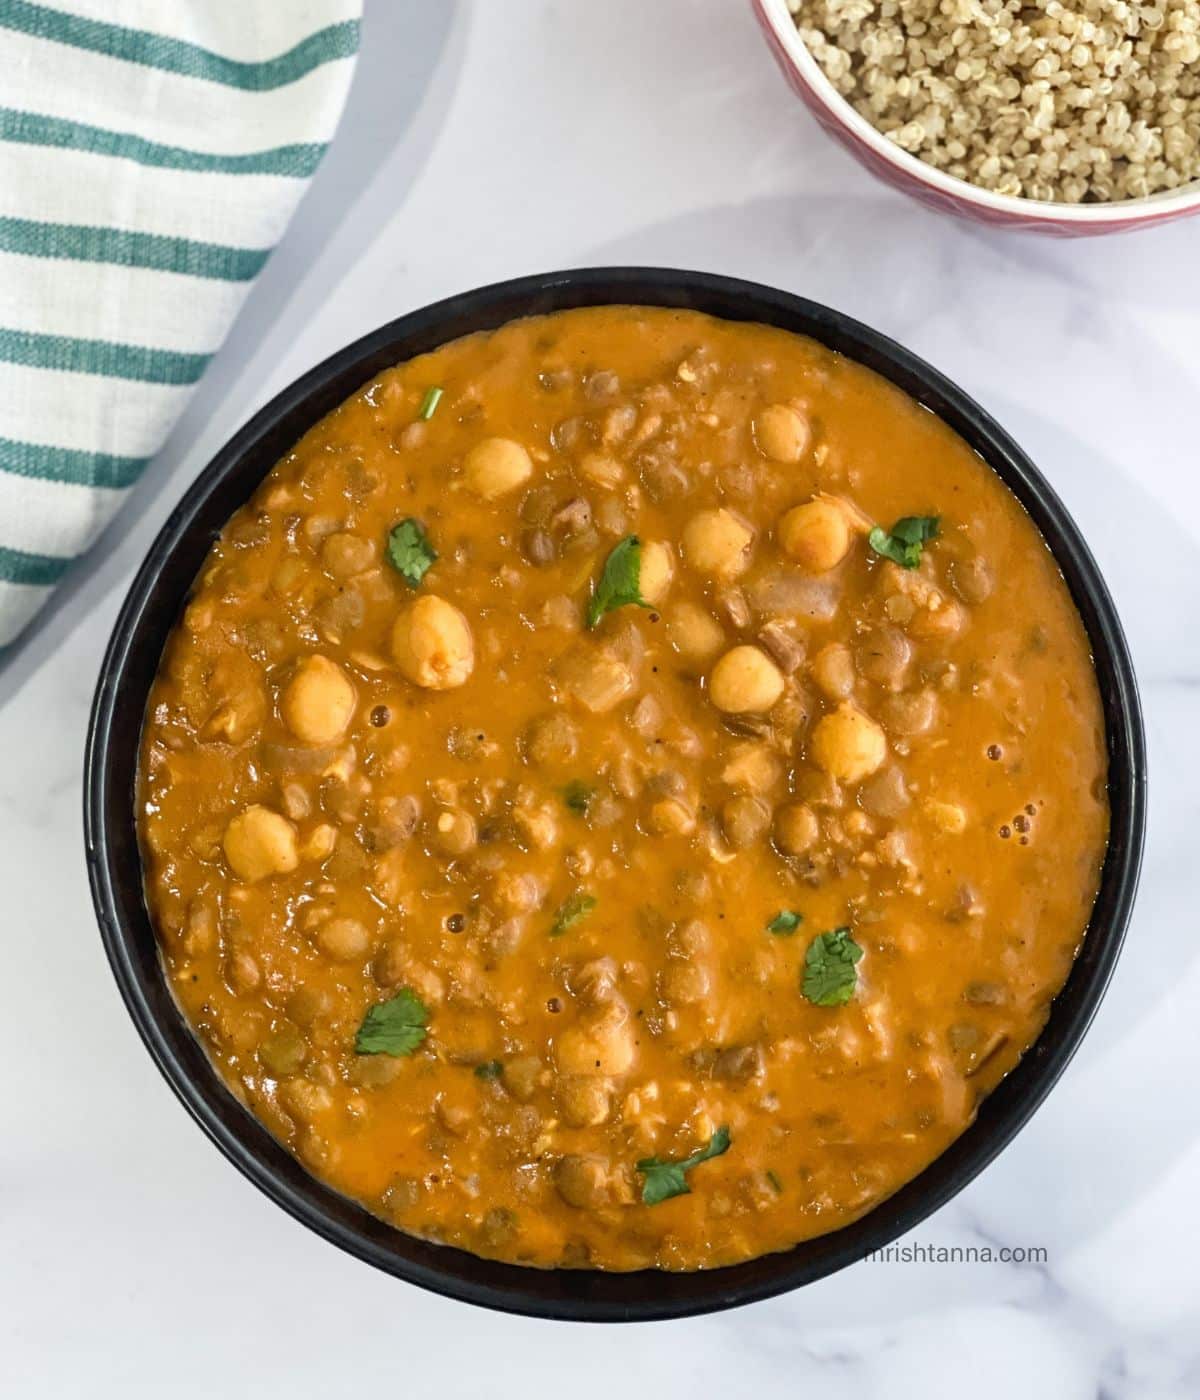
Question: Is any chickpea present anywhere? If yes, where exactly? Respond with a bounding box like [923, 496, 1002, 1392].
[648, 796, 697, 837]
[513, 803, 558, 851]
[774, 802, 819, 856]
[594, 496, 629, 537]
[226, 950, 261, 994]
[778, 498, 852, 573]
[667, 602, 724, 667]
[721, 793, 772, 849]
[431, 808, 478, 857]
[681, 508, 754, 579]
[491, 870, 542, 914]
[403, 963, 446, 1009]
[392, 595, 474, 689]
[578, 452, 624, 490]
[223, 805, 299, 882]
[370, 848, 407, 907]
[571, 957, 620, 1007]
[754, 403, 811, 462]
[675, 918, 711, 956]
[316, 916, 371, 962]
[183, 901, 217, 956]
[911, 597, 966, 642]
[281, 654, 357, 745]
[721, 742, 782, 793]
[659, 960, 711, 1006]
[184, 598, 215, 634]
[558, 647, 634, 714]
[435, 1099, 473, 1137]
[638, 540, 674, 605]
[320, 531, 375, 579]
[200, 689, 264, 745]
[463, 437, 533, 499]
[300, 823, 337, 862]
[280, 1078, 333, 1119]
[709, 645, 785, 714]
[811, 702, 888, 783]
[557, 1076, 613, 1128]
[811, 642, 856, 700]
[555, 1005, 637, 1076]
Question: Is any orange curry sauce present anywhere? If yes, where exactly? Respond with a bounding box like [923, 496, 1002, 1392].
[138, 307, 1108, 1271]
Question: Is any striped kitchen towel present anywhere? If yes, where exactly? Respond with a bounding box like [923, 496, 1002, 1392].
[0, 0, 361, 648]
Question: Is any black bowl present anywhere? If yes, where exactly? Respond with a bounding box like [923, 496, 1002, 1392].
[84, 268, 1146, 1322]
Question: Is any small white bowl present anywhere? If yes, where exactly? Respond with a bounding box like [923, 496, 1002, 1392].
[753, 0, 1200, 235]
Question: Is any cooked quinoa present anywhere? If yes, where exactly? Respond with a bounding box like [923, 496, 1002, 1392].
[788, 0, 1200, 202]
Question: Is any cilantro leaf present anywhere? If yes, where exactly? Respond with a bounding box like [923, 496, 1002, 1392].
[868, 515, 940, 570]
[354, 987, 429, 1056]
[638, 1161, 688, 1206]
[562, 780, 596, 816]
[801, 927, 864, 1007]
[767, 910, 803, 936]
[636, 1126, 732, 1205]
[417, 386, 443, 420]
[586, 536, 649, 628]
[474, 1059, 503, 1080]
[386, 518, 437, 588]
[550, 891, 597, 937]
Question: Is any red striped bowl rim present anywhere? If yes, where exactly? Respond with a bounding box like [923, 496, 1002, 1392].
[753, 0, 1200, 234]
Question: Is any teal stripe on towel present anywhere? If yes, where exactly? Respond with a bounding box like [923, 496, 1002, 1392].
[0, 327, 210, 385]
[0, 3, 359, 90]
[0, 436, 148, 489]
[0, 542, 71, 587]
[0, 215, 269, 280]
[0, 108, 326, 177]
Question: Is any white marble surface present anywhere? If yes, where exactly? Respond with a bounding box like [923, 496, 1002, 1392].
[2, 1, 1198, 1394]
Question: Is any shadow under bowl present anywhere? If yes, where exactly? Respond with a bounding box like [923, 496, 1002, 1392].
[84, 267, 1146, 1321]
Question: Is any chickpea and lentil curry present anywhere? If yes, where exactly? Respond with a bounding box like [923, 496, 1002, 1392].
[139, 306, 1109, 1272]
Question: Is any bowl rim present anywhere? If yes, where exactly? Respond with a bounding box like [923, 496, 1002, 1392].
[84, 266, 1147, 1322]
[754, 0, 1200, 224]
